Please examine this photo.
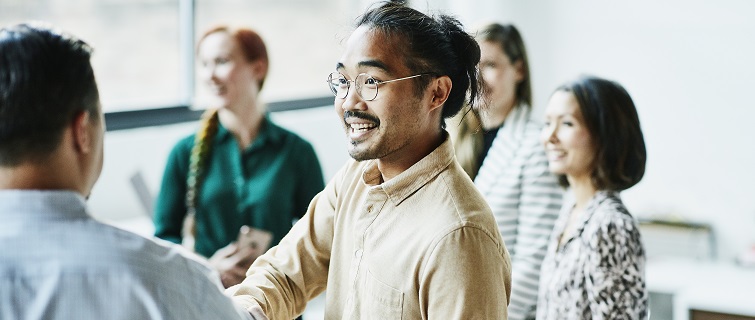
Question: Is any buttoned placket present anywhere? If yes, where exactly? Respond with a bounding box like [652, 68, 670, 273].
[231, 135, 266, 224]
[228, 145, 246, 216]
[343, 185, 388, 318]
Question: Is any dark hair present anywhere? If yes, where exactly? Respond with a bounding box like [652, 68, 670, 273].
[355, 1, 482, 128]
[0, 22, 100, 166]
[476, 23, 532, 107]
[555, 75, 646, 191]
[198, 26, 269, 90]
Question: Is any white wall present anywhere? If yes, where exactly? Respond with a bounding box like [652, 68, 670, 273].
[442, 0, 755, 260]
[89, 106, 349, 231]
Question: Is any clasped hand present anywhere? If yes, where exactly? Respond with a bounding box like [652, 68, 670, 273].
[208, 241, 263, 288]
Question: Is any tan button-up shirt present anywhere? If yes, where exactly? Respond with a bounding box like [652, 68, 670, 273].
[228, 135, 511, 319]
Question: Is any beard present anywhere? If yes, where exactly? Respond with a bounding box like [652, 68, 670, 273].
[343, 110, 383, 161]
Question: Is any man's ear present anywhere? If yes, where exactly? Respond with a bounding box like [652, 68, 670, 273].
[428, 75, 452, 112]
[72, 111, 92, 154]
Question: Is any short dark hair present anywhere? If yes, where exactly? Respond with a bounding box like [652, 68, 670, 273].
[0, 22, 100, 166]
[476, 23, 532, 107]
[355, 1, 482, 128]
[555, 75, 646, 191]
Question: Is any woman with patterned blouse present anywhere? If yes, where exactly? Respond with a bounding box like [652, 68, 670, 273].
[537, 75, 648, 319]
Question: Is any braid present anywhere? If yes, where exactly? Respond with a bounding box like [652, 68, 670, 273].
[183, 108, 220, 244]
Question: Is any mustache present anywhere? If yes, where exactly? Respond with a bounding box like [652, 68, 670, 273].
[343, 111, 380, 124]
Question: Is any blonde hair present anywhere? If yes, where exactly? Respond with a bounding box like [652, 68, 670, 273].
[183, 108, 220, 242]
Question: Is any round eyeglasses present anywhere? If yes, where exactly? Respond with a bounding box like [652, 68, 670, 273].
[326, 72, 431, 101]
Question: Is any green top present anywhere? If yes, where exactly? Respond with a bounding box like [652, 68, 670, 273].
[153, 116, 325, 258]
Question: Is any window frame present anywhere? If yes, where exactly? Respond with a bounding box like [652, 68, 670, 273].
[104, 0, 332, 131]
[105, 96, 333, 131]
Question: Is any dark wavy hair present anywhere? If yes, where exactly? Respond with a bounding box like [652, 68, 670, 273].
[355, 1, 482, 128]
[0, 22, 100, 166]
[555, 75, 646, 191]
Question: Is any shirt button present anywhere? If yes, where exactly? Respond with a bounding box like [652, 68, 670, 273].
[366, 205, 373, 213]
[355, 249, 363, 258]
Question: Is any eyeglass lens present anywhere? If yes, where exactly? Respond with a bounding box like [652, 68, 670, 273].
[327, 72, 379, 101]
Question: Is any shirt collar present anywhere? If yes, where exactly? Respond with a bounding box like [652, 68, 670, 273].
[216, 114, 285, 151]
[0, 190, 88, 220]
[582, 190, 619, 219]
[562, 189, 619, 235]
[361, 132, 455, 206]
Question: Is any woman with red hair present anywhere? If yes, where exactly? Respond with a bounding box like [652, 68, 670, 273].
[154, 26, 324, 288]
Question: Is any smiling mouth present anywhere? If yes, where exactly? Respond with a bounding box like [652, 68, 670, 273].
[208, 84, 226, 96]
[546, 150, 566, 161]
[350, 122, 377, 132]
[346, 121, 378, 142]
[343, 111, 380, 139]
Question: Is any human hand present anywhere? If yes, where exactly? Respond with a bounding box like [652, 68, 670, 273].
[209, 242, 256, 288]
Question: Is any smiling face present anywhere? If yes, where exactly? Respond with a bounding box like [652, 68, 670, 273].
[334, 26, 436, 164]
[541, 90, 596, 183]
[197, 31, 260, 110]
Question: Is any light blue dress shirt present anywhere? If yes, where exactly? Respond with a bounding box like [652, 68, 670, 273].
[0, 190, 251, 320]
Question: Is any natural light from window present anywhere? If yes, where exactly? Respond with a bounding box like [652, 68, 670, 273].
[0, 0, 383, 112]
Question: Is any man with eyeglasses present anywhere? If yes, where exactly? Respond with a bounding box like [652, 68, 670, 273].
[228, 2, 512, 319]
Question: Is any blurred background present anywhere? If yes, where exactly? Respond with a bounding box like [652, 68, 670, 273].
[2, 0, 754, 319]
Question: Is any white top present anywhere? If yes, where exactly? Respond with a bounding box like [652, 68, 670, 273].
[0, 190, 251, 320]
[475, 105, 563, 320]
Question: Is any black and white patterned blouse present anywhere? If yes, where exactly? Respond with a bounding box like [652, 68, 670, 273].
[537, 190, 648, 320]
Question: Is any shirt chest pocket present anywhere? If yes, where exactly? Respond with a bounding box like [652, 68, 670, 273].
[361, 270, 404, 320]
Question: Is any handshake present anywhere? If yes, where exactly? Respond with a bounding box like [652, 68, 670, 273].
[209, 226, 273, 288]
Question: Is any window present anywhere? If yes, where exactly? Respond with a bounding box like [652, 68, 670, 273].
[1, 0, 383, 113]
[0, 0, 182, 112]
[195, 0, 377, 107]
